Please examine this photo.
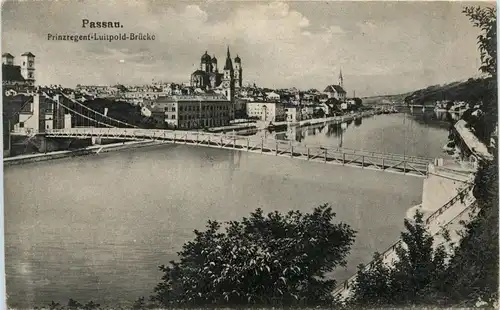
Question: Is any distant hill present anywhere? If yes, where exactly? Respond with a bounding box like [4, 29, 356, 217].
[361, 93, 410, 105]
[363, 75, 493, 105]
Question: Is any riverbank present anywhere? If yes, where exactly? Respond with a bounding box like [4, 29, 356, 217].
[3, 140, 162, 166]
[236, 110, 380, 133]
[293, 110, 377, 128]
[333, 118, 486, 301]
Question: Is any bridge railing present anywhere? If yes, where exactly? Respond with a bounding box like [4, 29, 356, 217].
[46, 128, 432, 165]
[331, 184, 474, 299]
[46, 127, 431, 163]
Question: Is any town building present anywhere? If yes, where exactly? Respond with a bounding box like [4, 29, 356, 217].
[246, 101, 286, 122]
[11, 93, 71, 134]
[145, 94, 232, 129]
[323, 70, 346, 101]
[285, 106, 302, 122]
[2, 52, 36, 94]
[190, 48, 242, 103]
[301, 106, 315, 119]
[320, 102, 335, 115]
[265, 91, 280, 101]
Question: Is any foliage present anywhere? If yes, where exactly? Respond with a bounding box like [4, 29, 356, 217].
[403, 77, 493, 106]
[313, 108, 326, 118]
[443, 154, 499, 306]
[349, 252, 393, 307]
[463, 6, 497, 78]
[349, 210, 448, 306]
[350, 154, 498, 307]
[353, 98, 363, 107]
[149, 204, 356, 307]
[82, 98, 143, 126]
[463, 6, 497, 143]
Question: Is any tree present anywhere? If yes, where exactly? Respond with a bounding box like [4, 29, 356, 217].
[463, 6, 497, 143]
[390, 211, 448, 305]
[47, 301, 63, 310]
[149, 204, 356, 307]
[463, 6, 497, 78]
[67, 298, 82, 310]
[443, 154, 499, 306]
[350, 211, 449, 306]
[313, 108, 325, 119]
[353, 98, 362, 107]
[349, 252, 393, 307]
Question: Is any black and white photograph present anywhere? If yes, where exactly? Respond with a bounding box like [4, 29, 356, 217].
[1, 0, 498, 309]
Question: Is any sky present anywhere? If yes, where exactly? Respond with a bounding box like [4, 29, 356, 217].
[1, 0, 495, 96]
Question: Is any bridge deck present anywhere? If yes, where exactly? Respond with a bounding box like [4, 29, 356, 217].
[45, 128, 431, 177]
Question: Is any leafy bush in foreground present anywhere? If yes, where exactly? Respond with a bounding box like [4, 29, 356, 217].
[149, 204, 356, 307]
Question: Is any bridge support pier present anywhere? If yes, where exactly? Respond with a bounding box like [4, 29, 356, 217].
[39, 136, 48, 153]
[91, 137, 102, 145]
[31, 135, 93, 153]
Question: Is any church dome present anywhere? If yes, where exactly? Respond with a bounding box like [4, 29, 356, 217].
[191, 70, 207, 77]
[201, 51, 211, 62]
[211, 55, 217, 63]
[235, 55, 241, 63]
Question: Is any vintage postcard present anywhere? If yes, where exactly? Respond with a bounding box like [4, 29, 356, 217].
[1, 0, 498, 309]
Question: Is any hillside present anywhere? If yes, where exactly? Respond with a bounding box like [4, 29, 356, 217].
[363, 75, 493, 105]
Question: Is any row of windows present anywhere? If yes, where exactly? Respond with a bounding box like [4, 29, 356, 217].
[179, 105, 229, 112]
[178, 119, 227, 129]
[164, 113, 229, 120]
[248, 111, 269, 115]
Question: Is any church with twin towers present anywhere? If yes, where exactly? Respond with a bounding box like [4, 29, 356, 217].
[190, 47, 242, 101]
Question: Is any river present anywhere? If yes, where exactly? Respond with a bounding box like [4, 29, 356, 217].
[4, 111, 452, 308]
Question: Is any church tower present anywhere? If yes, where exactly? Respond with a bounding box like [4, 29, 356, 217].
[201, 51, 212, 72]
[338, 68, 343, 88]
[211, 55, 218, 72]
[20, 52, 36, 87]
[234, 55, 242, 88]
[2, 53, 14, 65]
[222, 46, 234, 102]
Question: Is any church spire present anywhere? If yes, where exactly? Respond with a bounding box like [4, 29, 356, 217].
[224, 46, 233, 71]
[339, 68, 344, 88]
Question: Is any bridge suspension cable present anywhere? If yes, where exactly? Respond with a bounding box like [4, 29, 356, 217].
[57, 100, 114, 128]
[5, 96, 35, 118]
[59, 93, 138, 128]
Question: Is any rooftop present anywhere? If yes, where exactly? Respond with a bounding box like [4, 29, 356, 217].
[324, 85, 346, 94]
[156, 94, 229, 102]
[2, 64, 25, 82]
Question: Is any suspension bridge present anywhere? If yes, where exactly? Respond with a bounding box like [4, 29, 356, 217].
[18, 92, 434, 177]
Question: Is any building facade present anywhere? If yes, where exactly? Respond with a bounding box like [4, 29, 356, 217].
[2, 52, 36, 94]
[12, 93, 65, 133]
[246, 101, 286, 122]
[148, 94, 232, 129]
[285, 106, 302, 122]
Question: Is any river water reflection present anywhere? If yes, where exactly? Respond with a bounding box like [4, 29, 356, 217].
[255, 110, 454, 159]
[4, 111, 452, 308]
